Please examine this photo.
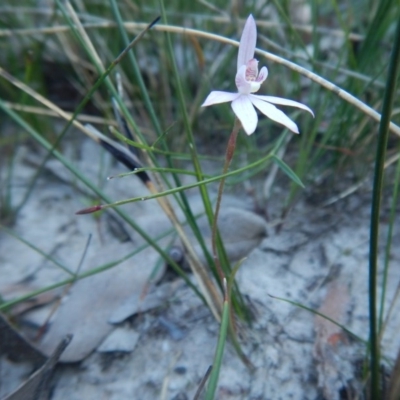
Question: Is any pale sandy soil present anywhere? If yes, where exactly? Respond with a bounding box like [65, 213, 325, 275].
[1, 138, 399, 400]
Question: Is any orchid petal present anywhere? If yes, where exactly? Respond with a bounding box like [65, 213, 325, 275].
[250, 95, 299, 133]
[237, 15, 257, 70]
[256, 66, 268, 83]
[235, 65, 253, 94]
[255, 95, 314, 117]
[231, 95, 258, 135]
[201, 91, 239, 107]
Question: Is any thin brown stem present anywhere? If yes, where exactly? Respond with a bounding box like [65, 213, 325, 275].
[211, 118, 241, 281]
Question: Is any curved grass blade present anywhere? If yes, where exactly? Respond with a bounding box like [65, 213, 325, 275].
[76, 153, 274, 212]
[271, 155, 305, 188]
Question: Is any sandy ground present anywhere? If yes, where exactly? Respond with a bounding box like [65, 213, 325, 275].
[1, 139, 399, 400]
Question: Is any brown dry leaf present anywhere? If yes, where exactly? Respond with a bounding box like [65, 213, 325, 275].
[313, 281, 352, 400]
[315, 281, 350, 343]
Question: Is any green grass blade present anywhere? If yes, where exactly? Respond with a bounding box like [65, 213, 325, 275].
[158, 0, 216, 248]
[368, 12, 400, 400]
[0, 225, 74, 276]
[269, 294, 366, 344]
[272, 154, 305, 188]
[205, 282, 230, 400]
[108, 0, 163, 137]
[378, 145, 400, 331]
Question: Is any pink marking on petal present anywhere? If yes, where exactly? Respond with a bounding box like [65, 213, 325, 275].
[237, 15, 257, 71]
[245, 59, 259, 81]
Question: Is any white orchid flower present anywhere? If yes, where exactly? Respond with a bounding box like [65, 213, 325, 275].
[202, 15, 314, 135]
